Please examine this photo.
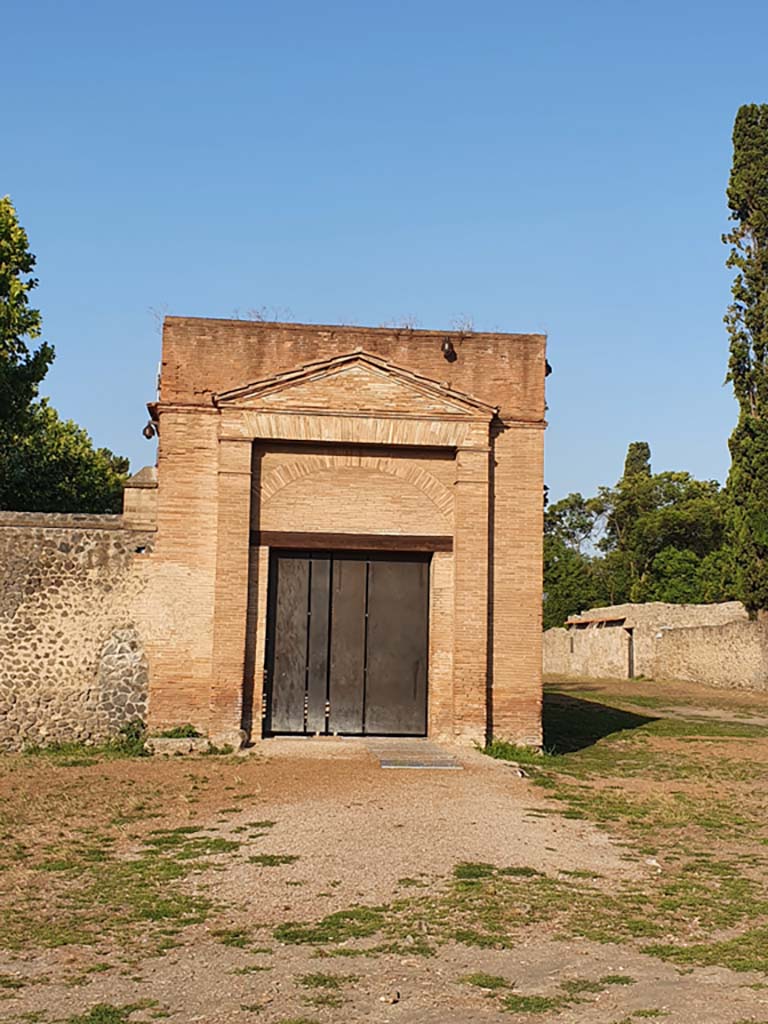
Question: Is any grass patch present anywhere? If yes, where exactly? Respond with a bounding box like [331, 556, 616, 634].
[249, 854, 299, 867]
[644, 925, 768, 973]
[560, 978, 604, 994]
[275, 906, 386, 945]
[37, 858, 81, 872]
[155, 725, 202, 739]
[462, 972, 510, 989]
[303, 993, 343, 1007]
[201, 743, 234, 756]
[7, 679, 768, 990]
[25, 722, 148, 762]
[483, 740, 552, 764]
[298, 972, 357, 989]
[0, 974, 26, 989]
[0, 822, 239, 952]
[454, 862, 497, 880]
[213, 928, 251, 948]
[143, 830, 240, 859]
[501, 993, 566, 1013]
[64, 1005, 149, 1024]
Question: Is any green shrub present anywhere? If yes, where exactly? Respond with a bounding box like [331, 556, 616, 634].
[156, 724, 202, 739]
[482, 739, 549, 764]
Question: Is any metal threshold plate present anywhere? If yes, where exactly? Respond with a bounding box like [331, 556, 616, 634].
[379, 759, 463, 770]
[366, 739, 463, 770]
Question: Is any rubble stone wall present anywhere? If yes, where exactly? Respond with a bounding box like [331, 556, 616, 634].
[0, 512, 154, 750]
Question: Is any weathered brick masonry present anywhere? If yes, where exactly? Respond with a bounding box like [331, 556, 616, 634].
[0, 318, 546, 749]
[149, 318, 547, 746]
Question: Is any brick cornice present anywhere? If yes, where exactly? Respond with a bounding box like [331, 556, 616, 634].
[152, 401, 546, 431]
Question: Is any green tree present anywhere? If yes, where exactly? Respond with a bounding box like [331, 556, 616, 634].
[600, 445, 726, 602]
[543, 535, 598, 629]
[0, 196, 54, 436]
[543, 443, 732, 627]
[544, 491, 603, 553]
[0, 196, 128, 512]
[622, 441, 651, 479]
[697, 547, 738, 603]
[2, 402, 128, 513]
[724, 104, 768, 613]
[543, 492, 607, 627]
[646, 547, 702, 603]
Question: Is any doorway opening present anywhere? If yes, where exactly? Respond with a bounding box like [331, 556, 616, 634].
[264, 550, 429, 737]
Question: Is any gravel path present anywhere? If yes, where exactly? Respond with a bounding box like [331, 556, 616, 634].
[202, 738, 635, 926]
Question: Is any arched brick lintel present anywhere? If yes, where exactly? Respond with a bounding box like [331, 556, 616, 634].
[260, 455, 454, 521]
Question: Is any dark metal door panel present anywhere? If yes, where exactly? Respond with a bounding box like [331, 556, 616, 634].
[269, 555, 309, 733]
[267, 551, 429, 737]
[328, 558, 367, 733]
[365, 558, 428, 735]
[306, 558, 331, 733]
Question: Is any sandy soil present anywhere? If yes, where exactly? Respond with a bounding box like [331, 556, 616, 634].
[2, 729, 768, 1022]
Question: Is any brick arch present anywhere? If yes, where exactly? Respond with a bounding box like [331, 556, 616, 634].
[260, 455, 453, 521]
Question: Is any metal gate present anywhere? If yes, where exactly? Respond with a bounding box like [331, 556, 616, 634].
[264, 550, 429, 736]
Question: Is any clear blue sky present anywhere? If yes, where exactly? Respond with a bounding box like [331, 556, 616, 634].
[5, 0, 766, 501]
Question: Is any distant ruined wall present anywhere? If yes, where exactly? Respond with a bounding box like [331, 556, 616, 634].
[543, 625, 630, 679]
[543, 601, 768, 691]
[573, 601, 748, 629]
[543, 628, 571, 676]
[0, 512, 155, 750]
[651, 619, 768, 691]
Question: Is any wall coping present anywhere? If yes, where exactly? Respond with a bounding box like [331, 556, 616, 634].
[124, 465, 158, 489]
[164, 315, 546, 346]
[0, 511, 153, 532]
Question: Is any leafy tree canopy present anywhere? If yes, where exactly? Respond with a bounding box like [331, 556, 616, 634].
[2, 402, 128, 513]
[0, 196, 54, 434]
[0, 196, 128, 512]
[544, 443, 734, 628]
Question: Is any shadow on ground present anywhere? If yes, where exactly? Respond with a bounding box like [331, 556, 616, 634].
[543, 692, 658, 754]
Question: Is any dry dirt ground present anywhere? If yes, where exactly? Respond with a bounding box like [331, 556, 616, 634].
[3, 678, 768, 1023]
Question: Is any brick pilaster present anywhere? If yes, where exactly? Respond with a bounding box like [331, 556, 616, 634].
[490, 423, 544, 746]
[209, 438, 253, 742]
[452, 445, 490, 743]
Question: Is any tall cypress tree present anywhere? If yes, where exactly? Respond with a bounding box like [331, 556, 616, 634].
[724, 105, 768, 613]
[622, 441, 651, 480]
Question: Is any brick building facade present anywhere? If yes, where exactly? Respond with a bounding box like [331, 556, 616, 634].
[145, 317, 547, 747]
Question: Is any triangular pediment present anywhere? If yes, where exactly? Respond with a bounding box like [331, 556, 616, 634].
[214, 351, 497, 419]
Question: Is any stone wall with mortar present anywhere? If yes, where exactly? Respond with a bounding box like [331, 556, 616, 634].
[543, 624, 630, 679]
[568, 602, 748, 629]
[650, 619, 768, 691]
[0, 512, 155, 750]
[543, 601, 767, 691]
